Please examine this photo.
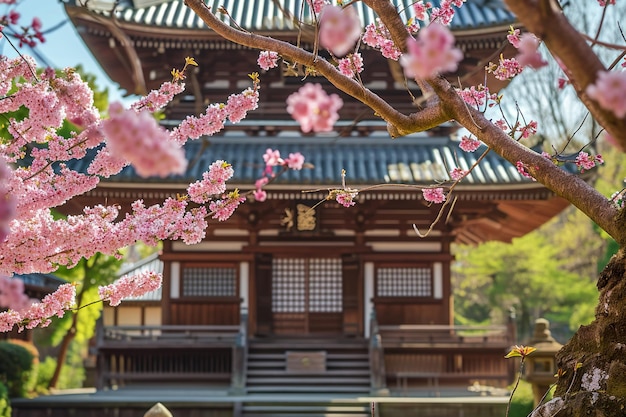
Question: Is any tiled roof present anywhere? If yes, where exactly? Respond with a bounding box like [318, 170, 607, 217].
[81, 130, 559, 187]
[80, 0, 516, 32]
[16, 273, 66, 290]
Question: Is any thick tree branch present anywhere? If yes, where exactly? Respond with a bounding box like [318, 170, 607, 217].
[503, 0, 626, 150]
[429, 77, 624, 245]
[184, 0, 450, 135]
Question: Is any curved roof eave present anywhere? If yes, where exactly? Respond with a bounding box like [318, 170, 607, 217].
[67, 0, 517, 39]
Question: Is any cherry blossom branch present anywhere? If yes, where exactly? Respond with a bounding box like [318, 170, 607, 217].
[502, 0, 626, 150]
[183, 0, 450, 135]
[428, 76, 624, 245]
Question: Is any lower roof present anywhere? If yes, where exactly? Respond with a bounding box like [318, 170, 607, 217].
[81, 129, 576, 189]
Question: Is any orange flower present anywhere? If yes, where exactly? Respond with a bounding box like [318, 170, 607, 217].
[505, 345, 537, 359]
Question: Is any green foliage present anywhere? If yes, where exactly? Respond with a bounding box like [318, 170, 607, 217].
[34, 353, 85, 393]
[0, 340, 38, 398]
[0, 382, 10, 417]
[453, 229, 599, 341]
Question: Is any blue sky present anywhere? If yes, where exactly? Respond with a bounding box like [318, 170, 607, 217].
[1, 1, 127, 102]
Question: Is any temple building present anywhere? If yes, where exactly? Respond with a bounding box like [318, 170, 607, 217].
[23, 0, 579, 415]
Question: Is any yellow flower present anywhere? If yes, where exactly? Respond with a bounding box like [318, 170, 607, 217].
[505, 345, 537, 359]
[185, 57, 198, 67]
[248, 72, 260, 83]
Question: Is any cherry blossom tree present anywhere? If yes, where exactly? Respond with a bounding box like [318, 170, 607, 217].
[0, 0, 625, 415]
[179, 1, 623, 416]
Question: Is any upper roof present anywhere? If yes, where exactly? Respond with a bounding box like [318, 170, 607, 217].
[71, 0, 516, 33]
[71, 127, 575, 188]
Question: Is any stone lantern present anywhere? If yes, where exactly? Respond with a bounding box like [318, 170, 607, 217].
[523, 318, 563, 406]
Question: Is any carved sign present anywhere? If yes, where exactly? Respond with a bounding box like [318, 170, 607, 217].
[280, 203, 317, 232]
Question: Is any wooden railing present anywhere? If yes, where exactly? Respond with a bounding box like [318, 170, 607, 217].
[377, 324, 515, 393]
[96, 324, 240, 389]
[368, 308, 388, 395]
[379, 324, 513, 347]
[99, 324, 240, 346]
[230, 308, 248, 394]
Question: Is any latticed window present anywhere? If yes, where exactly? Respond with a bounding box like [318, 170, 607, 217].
[181, 266, 237, 297]
[272, 258, 342, 313]
[376, 266, 432, 297]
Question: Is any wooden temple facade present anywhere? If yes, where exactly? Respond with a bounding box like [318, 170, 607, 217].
[62, 0, 572, 399]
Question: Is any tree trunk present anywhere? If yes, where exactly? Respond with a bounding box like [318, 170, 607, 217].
[48, 288, 83, 390]
[532, 248, 626, 416]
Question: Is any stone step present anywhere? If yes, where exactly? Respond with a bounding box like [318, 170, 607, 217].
[247, 369, 370, 376]
[245, 385, 370, 394]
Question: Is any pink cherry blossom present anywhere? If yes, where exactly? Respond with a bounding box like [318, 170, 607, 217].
[422, 187, 446, 203]
[263, 148, 284, 167]
[257, 51, 279, 71]
[507, 28, 521, 48]
[459, 135, 481, 152]
[338, 53, 364, 78]
[102, 102, 187, 178]
[209, 190, 246, 221]
[575, 152, 604, 172]
[99, 271, 162, 307]
[187, 160, 234, 204]
[457, 85, 495, 107]
[336, 190, 358, 207]
[131, 81, 185, 113]
[307, 0, 326, 13]
[518, 121, 538, 139]
[286, 83, 343, 133]
[586, 71, 626, 118]
[400, 23, 463, 79]
[515, 33, 548, 69]
[285, 152, 305, 170]
[0, 275, 30, 311]
[488, 57, 523, 81]
[516, 161, 536, 181]
[319, 5, 362, 57]
[0, 159, 15, 242]
[450, 168, 468, 181]
[254, 189, 267, 202]
[413, 1, 433, 21]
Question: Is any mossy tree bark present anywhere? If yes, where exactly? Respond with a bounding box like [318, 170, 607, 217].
[532, 248, 626, 416]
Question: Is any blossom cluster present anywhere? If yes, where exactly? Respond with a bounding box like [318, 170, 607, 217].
[0, 270, 165, 333]
[574, 152, 604, 172]
[319, 5, 362, 57]
[0, 55, 260, 278]
[0, 283, 76, 332]
[171, 81, 260, 142]
[99, 271, 162, 307]
[338, 53, 364, 78]
[400, 23, 463, 79]
[254, 149, 306, 202]
[286, 83, 343, 133]
[0, 275, 31, 312]
[586, 71, 626, 118]
[257, 51, 279, 71]
[457, 85, 497, 108]
[103, 101, 187, 178]
[0, 8, 45, 47]
[422, 187, 446, 203]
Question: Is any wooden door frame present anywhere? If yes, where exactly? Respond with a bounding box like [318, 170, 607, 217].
[252, 251, 363, 336]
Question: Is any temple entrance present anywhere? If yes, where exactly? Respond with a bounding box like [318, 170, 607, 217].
[255, 254, 361, 336]
[271, 257, 343, 335]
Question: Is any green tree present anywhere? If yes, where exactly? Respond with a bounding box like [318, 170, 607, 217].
[453, 232, 597, 341]
[43, 253, 121, 389]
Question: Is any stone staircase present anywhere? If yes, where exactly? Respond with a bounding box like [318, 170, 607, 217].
[245, 337, 371, 395]
[236, 400, 372, 417]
